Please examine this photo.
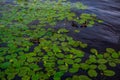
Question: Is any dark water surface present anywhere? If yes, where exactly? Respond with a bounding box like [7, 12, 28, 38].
[68, 0, 120, 52]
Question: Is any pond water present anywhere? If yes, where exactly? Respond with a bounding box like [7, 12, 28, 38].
[3, 0, 120, 52]
[1, 0, 120, 80]
[68, 0, 120, 52]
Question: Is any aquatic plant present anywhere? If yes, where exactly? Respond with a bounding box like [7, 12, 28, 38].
[0, 0, 119, 80]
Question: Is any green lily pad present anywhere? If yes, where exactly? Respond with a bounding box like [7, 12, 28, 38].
[58, 65, 68, 71]
[57, 28, 69, 33]
[98, 64, 107, 70]
[80, 63, 89, 70]
[108, 62, 116, 67]
[89, 55, 97, 63]
[69, 67, 79, 73]
[72, 75, 91, 80]
[89, 65, 97, 69]
[22, 75, 30, 80]
[88, 69, 97, 77]
[7, 73, 16, 80]
[106, 48, 115, 53]
[0, 62, 11, 69]
[74, 58, 81, 63]
[97, 59, 107, 64]
[53, 72, 64, 80]
[111, 53, 119, 58]
[103, 53, 110, 58]
[64, 59, 74, 64]
[96, 54, 103, 59]
[80, 43, 88, 48]
[90, 48, 98, 55]
[56, 53, 64, 58]
[57, 60, 64, 65]
[103, 70, 115, 76]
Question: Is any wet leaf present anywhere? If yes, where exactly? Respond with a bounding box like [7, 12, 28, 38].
[88, 69, 97, 77]
[103, 70, 115, 76]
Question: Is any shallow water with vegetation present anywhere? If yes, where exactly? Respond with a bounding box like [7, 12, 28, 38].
[0, 0, 120, 80]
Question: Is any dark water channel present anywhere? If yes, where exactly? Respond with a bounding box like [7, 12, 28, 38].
[1, 0, 120, 80]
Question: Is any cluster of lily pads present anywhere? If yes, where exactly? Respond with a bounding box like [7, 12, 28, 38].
[0, 0, 120, 80]
[0, 24, 120, 80]
[0, 0, 102, 27]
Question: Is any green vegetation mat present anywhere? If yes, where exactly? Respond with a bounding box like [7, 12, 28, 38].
[0, 0, 120, 80]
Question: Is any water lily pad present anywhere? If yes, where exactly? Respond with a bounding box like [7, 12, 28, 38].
[22, 75, 30, 80]
[96, 54, 103, 59]
[0, 62, 11, 69]
[98, 64, 107, 70]
[103, 70, 115, 76]
[111, 53, 119, 58]
[56, 53, 64, 58]
[108, 62, 116, 67]
[103, 53, 110, 58]
[90, 48, 98, 55]
[74, 58, 81, 63]
[89, 65, 97, 69]
[97, 59, 107, 64]
[80, 63, 89, 70]
[89, 55, 97, 63]
[72, 75, 91, 80]
[53, 72, 64, 80]
[88, 69, 97, 77]
[80, 43, 87, 48]
[69, 67, 79, 73]
[58, 65, 68, 71]
[106, 48, 115, 53]
[57, 60, 64, 65]
[64, 59, 74, 64]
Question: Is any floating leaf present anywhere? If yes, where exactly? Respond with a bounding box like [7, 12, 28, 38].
[74, 30, 80, 33]
[53, 72, 64, 80]
[108, 62, 116, 67]
[103, 70, 115, 76]
[90, 48, 98, 55]
[57, 60, 64, 65]
[97, 59, 107, 64]
[98, 64, 107, 70]
[58, 65, 68, 71]
[22, 75, 30, 80]
[103, 53, 110, 58]
[57, 28, 69, 33]
[88, 69, 97, 77]
[89, 65, 97, 69]
[72, 75, 91, 80]
[56, 53, 64, 58]
[0, 62, 11, 69]
[96, 54, 103, 59]
[74, 58, 81, 63]
[80, 63, 89, 70]
[106, 48, 115, 53]
[64, 59, 74, 64]
[111, 53, 119, 58]
[69, 67, 79, 73]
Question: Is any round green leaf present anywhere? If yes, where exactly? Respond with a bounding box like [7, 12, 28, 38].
[88, 69, 97, 77]
[103, 70, 115, 76]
